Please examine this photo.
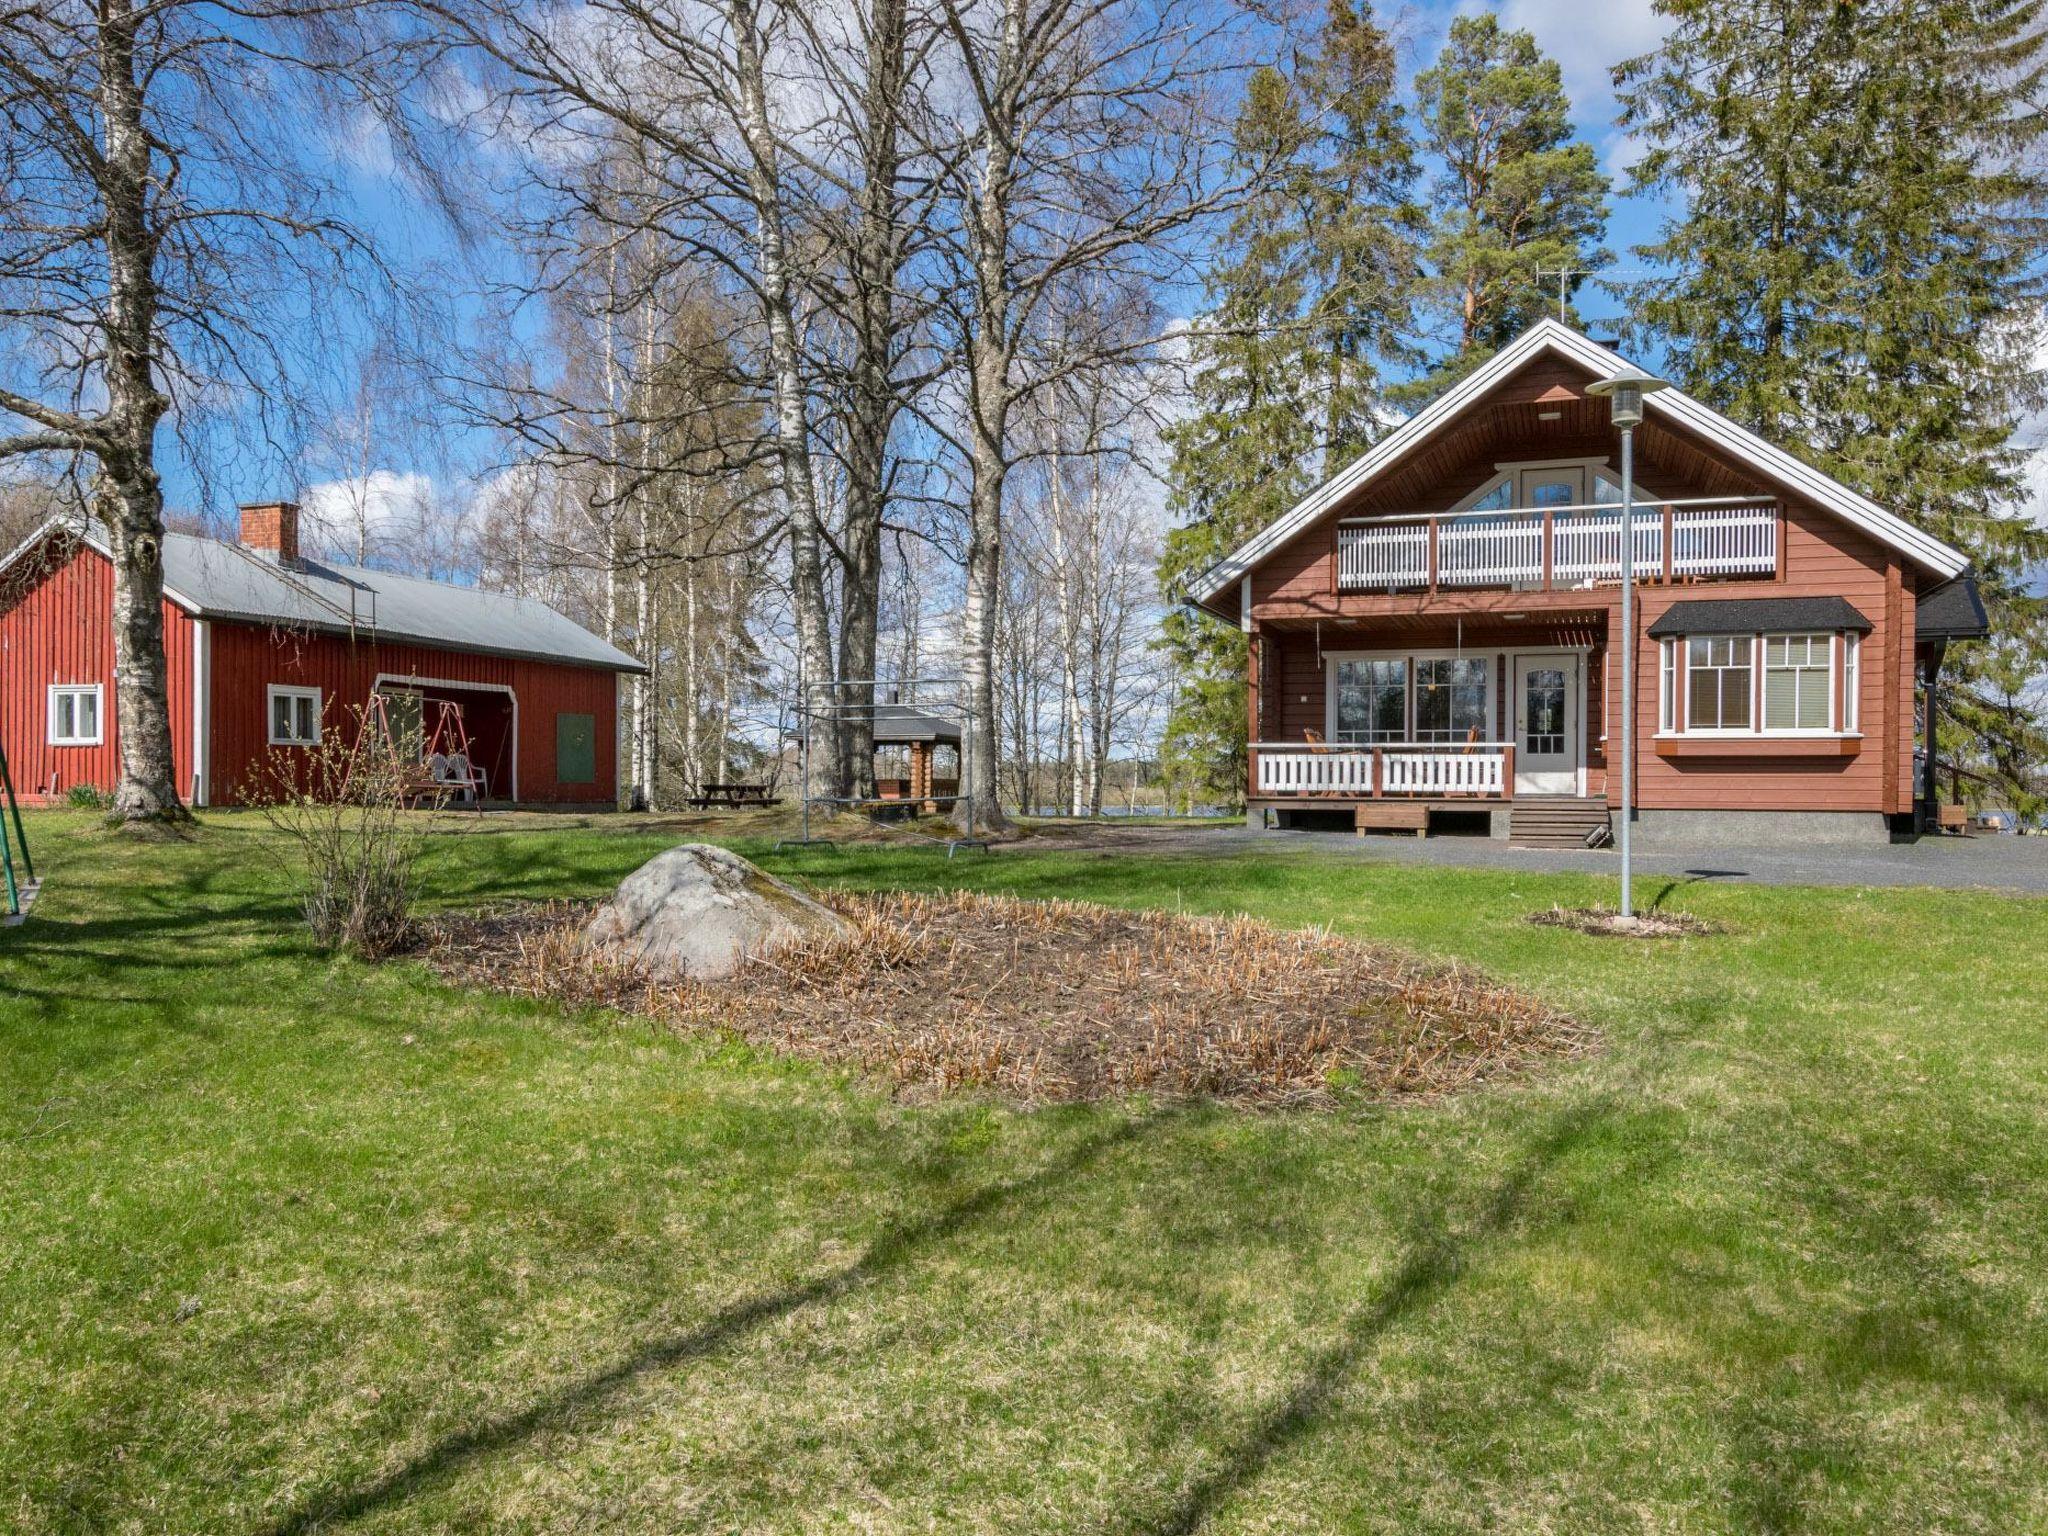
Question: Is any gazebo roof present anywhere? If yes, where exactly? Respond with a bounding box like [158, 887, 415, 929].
[869, 702, 963, 746]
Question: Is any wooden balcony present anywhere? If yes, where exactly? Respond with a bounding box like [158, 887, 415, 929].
[1251, 741, 1515, 802]
[1336, 497, 1778, 593]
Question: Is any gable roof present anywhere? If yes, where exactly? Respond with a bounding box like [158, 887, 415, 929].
[2, 518, 646, 673]
[869, 702, 963, 746]
[1190, 318, 1970, 613]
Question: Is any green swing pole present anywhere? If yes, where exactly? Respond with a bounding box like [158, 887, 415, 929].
[0, 742, 21, 917]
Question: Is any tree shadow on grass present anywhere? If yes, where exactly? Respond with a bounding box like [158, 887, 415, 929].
[260, 1108, 1169, 1535]
[1115, 1094, 1613, 1536]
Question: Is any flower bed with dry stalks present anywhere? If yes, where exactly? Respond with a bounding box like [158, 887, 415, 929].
[424, 890, 1594, 1109]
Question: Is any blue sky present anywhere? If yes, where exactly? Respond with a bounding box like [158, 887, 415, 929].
[166, 0, 1681, 525]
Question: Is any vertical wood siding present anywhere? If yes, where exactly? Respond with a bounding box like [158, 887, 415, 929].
[206, 624, 620, 806]
[0, 543, 194, 800]
[0, 537, 620, 807]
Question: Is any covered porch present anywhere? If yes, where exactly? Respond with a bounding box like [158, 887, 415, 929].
[1248, 613, 1611, 831]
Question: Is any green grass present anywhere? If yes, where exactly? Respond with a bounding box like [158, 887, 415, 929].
[4, 810, 2047, 1533]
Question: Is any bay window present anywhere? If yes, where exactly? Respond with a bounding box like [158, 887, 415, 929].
[1658, 631, 1861, 736]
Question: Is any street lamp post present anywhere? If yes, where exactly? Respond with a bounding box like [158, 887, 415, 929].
[1584, 363, 1672, 920]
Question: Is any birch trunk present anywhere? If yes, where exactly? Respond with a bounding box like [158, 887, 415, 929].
[950, 0, 1024, 834]
[730, 0, 837, 800]
[98, 0, 183, 820]
[832, 0, 910, 803]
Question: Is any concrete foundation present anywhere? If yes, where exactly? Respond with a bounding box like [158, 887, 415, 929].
[1628, 808, 1892, 847]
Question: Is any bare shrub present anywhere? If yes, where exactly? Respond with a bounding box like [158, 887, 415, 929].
[252, 704, 444, 957]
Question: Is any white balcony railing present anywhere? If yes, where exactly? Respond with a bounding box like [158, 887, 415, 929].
[1252, 742, 1512, 799]
[1336, 497, 1776, 591]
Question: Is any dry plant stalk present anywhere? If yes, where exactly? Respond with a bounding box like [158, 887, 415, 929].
[427, 891, 1596, 1109]
[250, 702, 453, 957]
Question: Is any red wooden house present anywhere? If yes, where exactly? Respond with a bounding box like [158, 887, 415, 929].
[0, 500, 645, 807]
[1188, 320, 1990, 846]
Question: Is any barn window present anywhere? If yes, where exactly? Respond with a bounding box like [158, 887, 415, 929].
[267, 685, 323, 746]
[48, 684, 103, 746]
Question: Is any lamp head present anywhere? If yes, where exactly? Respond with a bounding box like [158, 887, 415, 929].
[1584, 363, 1672, 428]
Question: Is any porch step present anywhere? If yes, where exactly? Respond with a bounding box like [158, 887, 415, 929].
[1509, 798, 1611, 850]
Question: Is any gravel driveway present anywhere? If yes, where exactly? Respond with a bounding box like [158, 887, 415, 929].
[1012, 822, 2048, 895]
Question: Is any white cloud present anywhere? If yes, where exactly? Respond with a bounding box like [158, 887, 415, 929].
[1437, 0, 1675, 175]
[1492, 0, 1671, 127]
[301, 470, 438, 559]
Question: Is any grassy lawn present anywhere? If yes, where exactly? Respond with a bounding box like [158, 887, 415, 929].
[4, 810, 2047, 1533]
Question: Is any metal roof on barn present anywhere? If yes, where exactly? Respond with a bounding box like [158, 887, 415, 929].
[48, 521, 646, 673]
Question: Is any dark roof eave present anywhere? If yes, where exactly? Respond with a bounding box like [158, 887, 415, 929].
[1915, 574, 1991, 641]
[196, 608, 649, 674]
[1646, 595, 1873, 639]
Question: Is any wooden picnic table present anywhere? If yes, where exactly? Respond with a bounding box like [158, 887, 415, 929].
[686, 782, 782, 809]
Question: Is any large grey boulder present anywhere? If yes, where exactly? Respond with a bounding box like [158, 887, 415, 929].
[584, 843, 849, 980]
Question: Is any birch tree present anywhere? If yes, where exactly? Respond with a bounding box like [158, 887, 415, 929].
[0, 0, 429, 819]
[928, 0, 1241, 829]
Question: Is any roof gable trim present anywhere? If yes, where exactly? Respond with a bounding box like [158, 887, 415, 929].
[1191, 320, 1969, 606]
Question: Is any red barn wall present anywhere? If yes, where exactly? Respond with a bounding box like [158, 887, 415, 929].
[206, 624, 620, 806]
[0, 543, 195, 801]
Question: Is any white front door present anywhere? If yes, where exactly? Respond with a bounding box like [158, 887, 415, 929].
[1513, 653, 1581, 795]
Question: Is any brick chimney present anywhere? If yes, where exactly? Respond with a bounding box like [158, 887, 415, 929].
[238, 500, 300, 565]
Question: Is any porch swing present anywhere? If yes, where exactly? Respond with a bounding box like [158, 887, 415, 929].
[361, 690, 489, 808]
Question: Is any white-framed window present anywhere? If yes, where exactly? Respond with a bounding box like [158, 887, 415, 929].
[1686, 636, 1753, 731]
[267, 685, 323, 746]
[1332, 658, 1408, 743]
[1842, 633, 1860, 733]
[1763, 633, 1833, 731]
[48, 683, 103, 746]
[1414, 656, 1490, 743]
[1664, 630, 1864, 736]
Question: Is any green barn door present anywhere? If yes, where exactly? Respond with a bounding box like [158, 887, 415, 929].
[555, 713, 596, 786]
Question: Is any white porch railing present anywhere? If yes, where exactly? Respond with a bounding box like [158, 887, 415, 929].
[1252, 741, 1512, 799]
[1672, 505, 1778, 575]
[1438, 512, 1544, 586]
[1335, 496, 1776, 591]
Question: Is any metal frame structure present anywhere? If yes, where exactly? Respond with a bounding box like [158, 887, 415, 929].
[774, 676, 990, 857]
[1, 737, 37, 924]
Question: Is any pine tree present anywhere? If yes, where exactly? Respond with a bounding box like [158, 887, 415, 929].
[1619, 0, 2048, 811]
[1155, 0, 1419, 805]
[1411, 14, 1609, 390]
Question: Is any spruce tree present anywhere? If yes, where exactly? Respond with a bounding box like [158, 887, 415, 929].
[1156, 0, 1419, 805]
[1411, 14, 1610, 391]
[1619, 0, 2048, 813]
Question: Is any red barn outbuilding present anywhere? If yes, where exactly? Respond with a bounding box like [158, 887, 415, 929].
[0, 501, 645, 807]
